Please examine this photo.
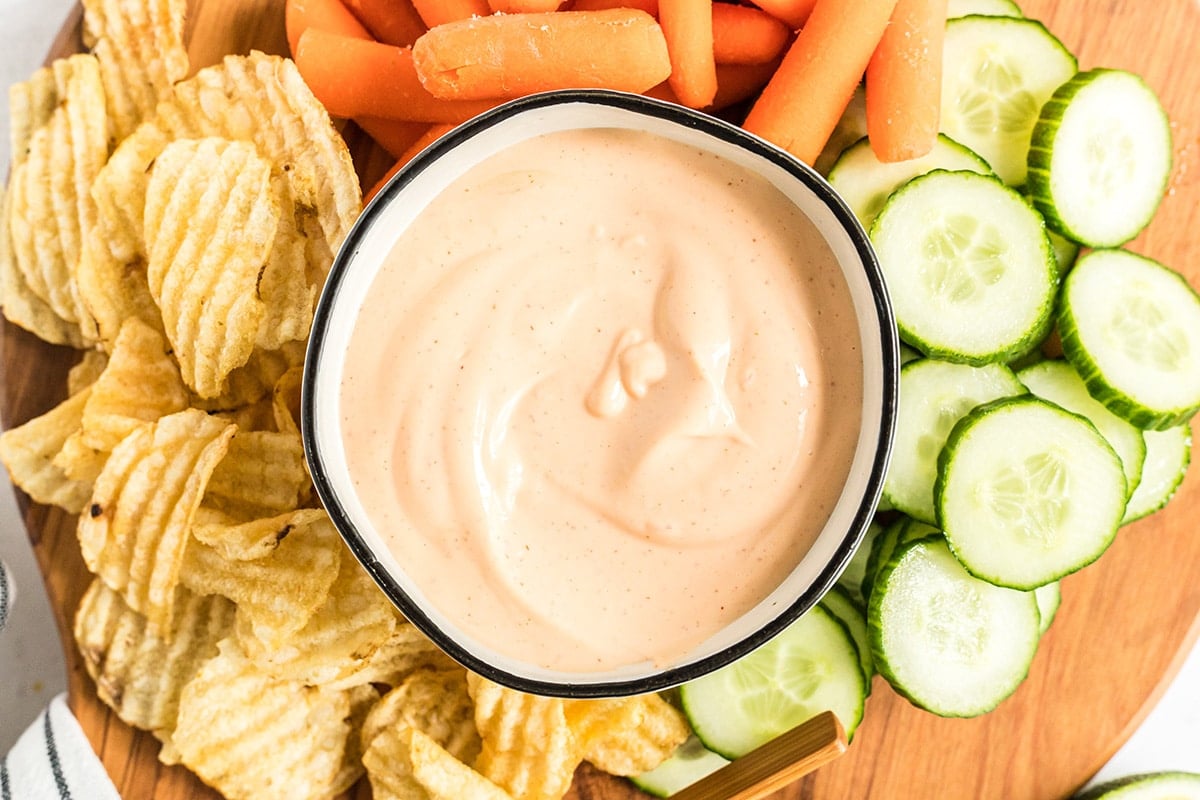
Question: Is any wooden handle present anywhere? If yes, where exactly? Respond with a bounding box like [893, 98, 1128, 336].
[671, 712, 847, 800]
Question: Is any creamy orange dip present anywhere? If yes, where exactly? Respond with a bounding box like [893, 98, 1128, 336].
[340, 127, 862, 672]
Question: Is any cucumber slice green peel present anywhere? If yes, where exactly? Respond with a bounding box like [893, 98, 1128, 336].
[870, 170, 1057, 365]
[884, 359, 1026, 524]
[1124, 424, 1192, 525]
[828, 134, 992, 230]
[1059, 250, 1200, 431]
[1034, 581, 1061, 635]
[820, 584, 875, 692]
[940, 16, 1077, 186]
[947, 0, 1023, 19]
[679, 605, 866, 759]
[1075, 771, 1200, 800]
[630, 737, 729, 798]
[1027, 69, 1172, 248]
[1018, 359, 1147, 501]
[869, 535, 1041, 717]
[936, 396, 1126, 589]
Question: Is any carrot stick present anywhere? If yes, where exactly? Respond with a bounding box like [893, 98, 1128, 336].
[645, 61, 776, 109]
[285, 0, 372, 55]
[412, 10, 673, 101]
[295, 29, 497, 121]
[489, 0, 564, 12]
[865, 0, 947, 161]
[742, 0, 900, 165]
[659, 0, 718, 108]
[356, 116, 430, 158]
[342, 0, 427, 46]
[410, 0, 490, 27]
[712, 3, 790, 65]
[571, 0, 658, 14]
[745, 0, 814, 29]
[364, 123, 456, 203]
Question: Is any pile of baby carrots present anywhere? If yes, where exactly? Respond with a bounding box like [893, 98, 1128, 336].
[288, 0, 946, 200]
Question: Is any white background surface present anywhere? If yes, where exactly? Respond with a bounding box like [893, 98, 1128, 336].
[1, 0, 1198, 790]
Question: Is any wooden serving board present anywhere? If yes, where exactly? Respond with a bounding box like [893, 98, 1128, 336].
[4, 0, 1199, 797]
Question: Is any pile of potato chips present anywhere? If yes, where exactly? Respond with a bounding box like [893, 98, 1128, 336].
[0, 0, 691, 797]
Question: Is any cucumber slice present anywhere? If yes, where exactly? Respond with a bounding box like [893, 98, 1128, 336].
[864, 517, 938, 602]
[1018, 359, 1147, 501]
[885, 359, 1026, 523]
[820, 584, 874, 690]
[936, 396, 1127, 589]
[1060, 249, 1200, 430]
[869, 535, 1041, 717]
[1028, 69, 1172, 247]
[1077, 772, 1200, 800]
[899, 343, 922, 365]
[940, 17, 1076, 186]
[814, 85, 867, 177]
[1034, 581, 1061, 635]
[870, 170, 1057, 365]
[1124, 424, 1192, 524]
[680, 605, 866, 758]
[630, 737, 729, 798]
[828, 134, 992, 229]
[1047, 227, 1079, 275]
[947, 0, 1022, 18]
[838, 519, 883, 608]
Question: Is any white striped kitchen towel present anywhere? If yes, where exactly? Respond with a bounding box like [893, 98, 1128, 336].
[1, 694, 121, 800]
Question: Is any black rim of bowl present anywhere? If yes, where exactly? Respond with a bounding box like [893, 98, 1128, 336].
[302, 89, 899, 698]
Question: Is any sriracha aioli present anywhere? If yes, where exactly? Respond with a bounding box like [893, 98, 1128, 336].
[340, 128, 862, 671]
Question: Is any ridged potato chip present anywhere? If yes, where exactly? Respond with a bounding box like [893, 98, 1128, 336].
[1, 184, 84, 347]
[78, 317, 188, 452]
[331, 683, 380, 796]
[144, 138, 277, 398]
[3, 55, 108, 345]
[366, 727, 514, 800]
[272, 365, 303, 435]
[202, 428, 309, 519]
[181, 511, 341, 647]
[191, 507, 326, 561]
[67, 350, 109, 395]
[90, 53, 360, 311]
[78, 409, 235, 630]
[172, 638, 352, 800]
[190, 341, 305, 414]
[74, 578, 235, 736]
[323, 622, 458, 692]
[362, 667, 481, 764]
[75, 229, 163, 348]
[82, 0, 189, 142]
[565, 693, 690, 776]
[237, 556, 397, 685]
[8, 65, 59, 171]
[467, 674, 582, 800]
[52, 428, 108, 485]
[0, 387, 94, 512]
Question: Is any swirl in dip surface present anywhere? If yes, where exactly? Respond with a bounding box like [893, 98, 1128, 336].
[339, 127, 863, 672]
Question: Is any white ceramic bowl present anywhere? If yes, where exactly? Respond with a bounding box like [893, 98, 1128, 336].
[303, 90, 898, 697]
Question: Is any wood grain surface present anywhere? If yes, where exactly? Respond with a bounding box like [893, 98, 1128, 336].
[3, 0, 1198, 798]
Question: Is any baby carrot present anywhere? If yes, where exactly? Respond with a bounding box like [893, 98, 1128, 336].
[285, 0, 371, 55]
[571, 0, 658, 14]
[712, 3, 790, 65]
[745, 0, 815, 30]
[356, 116, 430, 158]
[294, 29, 497, 121]
[489, 0, 564, 11]
[364, 123, 456, 203]
[342, 0, 427, 46]
[866, 0, 948, 161]
[412, 10, 673, 101]
[660, 0, 718, 108]
[743, 0, 900, 165]
[410, 0, 490, 27]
